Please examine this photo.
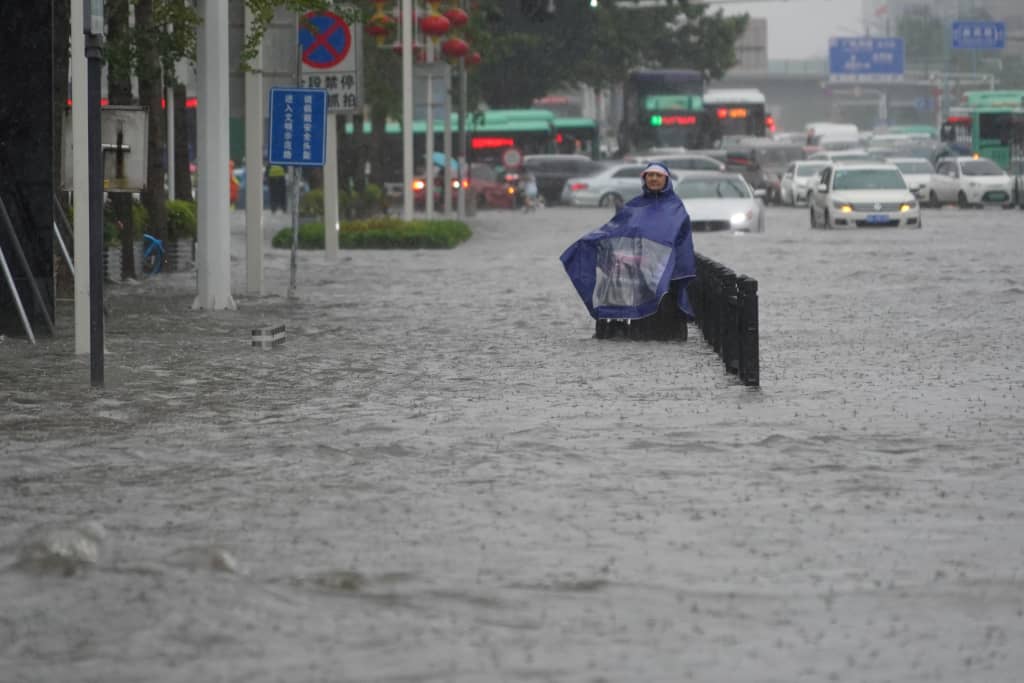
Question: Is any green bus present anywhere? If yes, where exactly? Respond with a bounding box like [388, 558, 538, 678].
[942, 90, 1024, 170]
[341, 109, 558, 177]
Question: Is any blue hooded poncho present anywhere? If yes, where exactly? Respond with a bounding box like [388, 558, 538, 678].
[560, 162, 696, 321]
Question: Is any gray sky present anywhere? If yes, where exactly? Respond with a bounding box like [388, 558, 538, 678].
[713, 0, 865, 60]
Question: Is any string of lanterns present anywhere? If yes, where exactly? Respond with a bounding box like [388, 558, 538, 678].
[365, 0, 481, 65]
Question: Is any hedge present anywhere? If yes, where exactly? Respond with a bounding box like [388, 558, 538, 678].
[271, 216, 471, 250]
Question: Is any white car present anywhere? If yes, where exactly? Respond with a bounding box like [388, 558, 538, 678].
[929, 156, 1014, 209]
[561, 163, 671, 208]
[676, 171, 766, 233]
[780, 160, 829, 206]
[808, 162, 921, 229]
[885, 157, 935, 203]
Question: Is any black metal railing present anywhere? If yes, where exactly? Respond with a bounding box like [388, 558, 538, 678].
[688, 253, 759, 386]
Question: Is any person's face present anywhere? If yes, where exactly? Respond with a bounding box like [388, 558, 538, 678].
[644, 172, 667, 191]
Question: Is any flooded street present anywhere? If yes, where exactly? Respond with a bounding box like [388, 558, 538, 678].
[2, 203, 1024, 682]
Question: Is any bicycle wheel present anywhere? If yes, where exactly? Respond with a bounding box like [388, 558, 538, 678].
[141, 235, 164, 276]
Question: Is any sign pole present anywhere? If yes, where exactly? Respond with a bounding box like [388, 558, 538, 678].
[324, 112, 339, 260]
[289, 13, 301, 300]
[71, 0, 90, 355]
[85, 0, 105, 387]
[443, 68, 453, 215]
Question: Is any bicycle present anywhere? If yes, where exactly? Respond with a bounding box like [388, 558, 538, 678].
[141, 233, 165, 276]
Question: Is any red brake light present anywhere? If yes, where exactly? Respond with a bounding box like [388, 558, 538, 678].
[570, 182, 588, 191]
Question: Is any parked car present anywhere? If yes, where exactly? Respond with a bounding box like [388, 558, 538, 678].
[808, 161, 921, 229]
[779, 160, 829, 206]
[522, 154, 605, 205]
[884, 157, 934, 203]
[561, 162, 659, 208]
[675, 171, 766, 232]
[929, 156, 1015, 209]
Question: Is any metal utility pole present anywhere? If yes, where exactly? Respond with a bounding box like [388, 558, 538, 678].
[402, 0, 414, 221]
[84, 0, 105, 387]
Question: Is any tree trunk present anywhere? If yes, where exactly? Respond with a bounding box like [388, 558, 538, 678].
[134, 0, 168, 242]
[106, 0, 135, 280]
[173, 83, 192, 201]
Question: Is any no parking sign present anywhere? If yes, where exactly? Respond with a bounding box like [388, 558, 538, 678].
[298, 10, 362, 114]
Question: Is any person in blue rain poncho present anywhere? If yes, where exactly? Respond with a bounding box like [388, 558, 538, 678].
[560, 162, 696, 340]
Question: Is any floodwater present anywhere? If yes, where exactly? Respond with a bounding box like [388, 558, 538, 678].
[2, 203, 1024, 682]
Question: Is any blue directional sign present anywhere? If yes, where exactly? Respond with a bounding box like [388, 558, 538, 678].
[952, 21, 1005, 50]
[267, 87, 328, 167]
[829, 37, 905, 81]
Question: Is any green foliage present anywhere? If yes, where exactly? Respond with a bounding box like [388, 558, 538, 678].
[166, 200, 198, 240]
[271, 217, 471, 250]
[102, 197, 149, 247]
[300, 189, 325, 217]
[475, 0, 749, 107]
[299, 184, 391, 219]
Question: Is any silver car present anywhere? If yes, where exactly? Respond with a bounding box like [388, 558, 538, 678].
[780, 160, 828, 206]
[561, 163, 670, 208]
[675, 172, 766, 233]
[885, 157, 934, 203]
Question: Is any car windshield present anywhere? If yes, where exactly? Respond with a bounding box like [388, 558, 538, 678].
[961, 160, 1004, 176]
[796, 164, 827, 177]
[892, 160, 933, 174]
[677, 177, 751, 199]
[832, 168, 906, 190]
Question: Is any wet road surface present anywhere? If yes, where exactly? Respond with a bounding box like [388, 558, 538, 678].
[2, 203, 1024, 682]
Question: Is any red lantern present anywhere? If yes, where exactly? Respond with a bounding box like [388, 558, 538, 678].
[444, 7, 469, 27]
[366, 15, 396, 45]
[419, 13, 450, 40]
[440, 37, 470, 60]
[466, 50, 481, 66]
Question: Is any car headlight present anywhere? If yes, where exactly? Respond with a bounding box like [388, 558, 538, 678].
[832, 200, 853, 213]
[899, 201, 916, 212]
[730, 210, 753, 226]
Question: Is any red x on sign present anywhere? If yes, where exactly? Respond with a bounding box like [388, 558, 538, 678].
[298, 11, 352, 69]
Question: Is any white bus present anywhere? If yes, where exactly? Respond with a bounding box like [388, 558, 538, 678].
[704, 88, 768, 141]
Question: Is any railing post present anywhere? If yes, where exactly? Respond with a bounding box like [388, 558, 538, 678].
[738, 275, 759, 386]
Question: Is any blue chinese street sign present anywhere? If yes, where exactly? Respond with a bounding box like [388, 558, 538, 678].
[952, 21, 1006, 50]
[828, 37, 905, 81]
[267, 87, 327, 167]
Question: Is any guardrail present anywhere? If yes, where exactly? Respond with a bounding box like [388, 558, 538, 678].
[689, 253, 760, 387]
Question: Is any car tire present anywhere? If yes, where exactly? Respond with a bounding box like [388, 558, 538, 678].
[599, 193, 623, 208]
[958, 191, 970, 209]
